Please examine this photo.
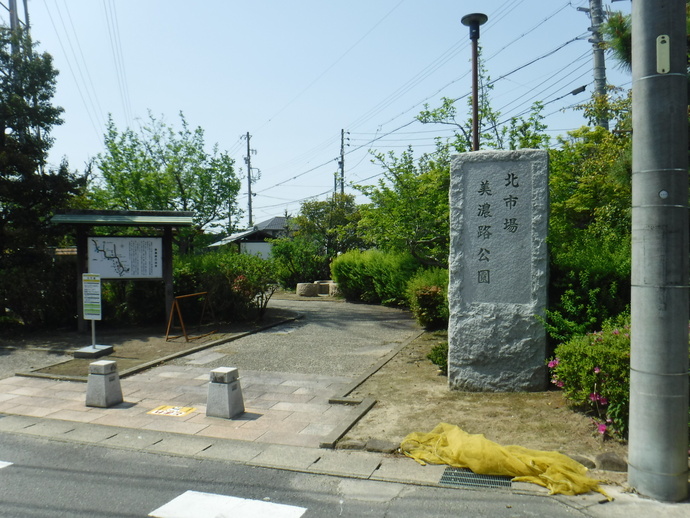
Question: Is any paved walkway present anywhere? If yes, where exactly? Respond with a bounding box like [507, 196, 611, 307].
[0, 299, 415, 448]
[0, 298, 687, 516]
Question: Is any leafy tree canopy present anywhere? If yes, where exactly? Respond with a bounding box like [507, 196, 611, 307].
[357, 144, 450, 268]
[417, 53, 550, 153]
[293, 193, 365, 260]
[93, 112, 242, 253]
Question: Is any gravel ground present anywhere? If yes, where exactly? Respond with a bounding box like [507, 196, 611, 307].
[170, 298, 420, 377]
[0, 348, 73, 379]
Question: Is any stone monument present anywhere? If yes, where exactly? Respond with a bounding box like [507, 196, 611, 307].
[448, 149, 548, 391]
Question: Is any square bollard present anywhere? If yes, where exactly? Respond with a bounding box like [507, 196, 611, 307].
[85, 360, 123, 408]
[206, 367, 245, 419]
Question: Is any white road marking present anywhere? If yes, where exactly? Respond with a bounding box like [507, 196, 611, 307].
[149, 490, 307, 518]
[0, 461, 13, 469]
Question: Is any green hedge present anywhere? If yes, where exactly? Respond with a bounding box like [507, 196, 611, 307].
[174, 250, 277, 322]
[330, 250, 419, 306]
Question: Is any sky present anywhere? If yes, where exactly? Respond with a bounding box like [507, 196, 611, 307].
[3, 0, 632, 229]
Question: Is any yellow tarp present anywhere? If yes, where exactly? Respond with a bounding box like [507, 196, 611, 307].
[401, 423, 609, 498]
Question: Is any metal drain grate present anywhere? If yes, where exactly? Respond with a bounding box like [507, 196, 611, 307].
[439, 467, 512, 489]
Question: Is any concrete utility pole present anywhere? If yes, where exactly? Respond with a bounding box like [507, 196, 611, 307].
[629, 0, 689, 502]
[243, 132, 256, 228]
[8, 0, 19, 55]
[338, 129, 348, 195]
[589, 0, 609, 129]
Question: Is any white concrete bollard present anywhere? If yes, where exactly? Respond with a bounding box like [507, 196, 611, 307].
[85, 360, 123, 408]
[206, 367, 245, 419]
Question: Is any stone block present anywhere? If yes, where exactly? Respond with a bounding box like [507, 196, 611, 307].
[296, 282, 318, 297]
[315, 280, 332, 295]
[86, 360, 123, 408]
[328, 283, 341, 297]
[207, 367, 245, 419]
[210, 367, 239, 384]
[89, 360, 118, 375]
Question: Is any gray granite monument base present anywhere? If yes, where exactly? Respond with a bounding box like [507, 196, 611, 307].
[448, 303, 547, 392]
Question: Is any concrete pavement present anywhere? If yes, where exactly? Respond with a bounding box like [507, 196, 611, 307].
[0, 298, 688, 516]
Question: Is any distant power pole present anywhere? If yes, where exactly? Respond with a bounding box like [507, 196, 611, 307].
[579, 0, 609, 129]
[243, 132, 256, 227]
[337, 129, 349, 195]
[628, 0, 688, 502]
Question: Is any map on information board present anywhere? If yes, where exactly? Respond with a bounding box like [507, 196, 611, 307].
[88, 237, 162, 279]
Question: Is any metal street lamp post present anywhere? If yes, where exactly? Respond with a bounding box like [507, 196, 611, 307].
[461, 13, 488, 151]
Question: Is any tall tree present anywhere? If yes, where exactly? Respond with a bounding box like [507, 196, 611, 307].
[294, 193, 364, 261]
[271, 193, 365, 282]
[0, 26, 81, 326]
[94, 112, 242, 253]
[357, 145, 450, 268]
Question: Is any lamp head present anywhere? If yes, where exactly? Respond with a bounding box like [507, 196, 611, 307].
[461, 13, 488, 40]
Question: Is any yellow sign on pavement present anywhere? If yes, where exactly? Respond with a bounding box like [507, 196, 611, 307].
[147, 405, 196, 417]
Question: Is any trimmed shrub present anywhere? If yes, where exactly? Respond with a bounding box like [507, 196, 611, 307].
[549, 315, 631, 439]
[330, 249, 419, 305]
[330, 250, 377, 302]
[174, 250, 277, 322]
[367, 251, 420, 306]
[427, 340, 448, 375]
[406, 267, 448, 329]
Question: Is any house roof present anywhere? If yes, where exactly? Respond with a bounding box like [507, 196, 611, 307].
[208, 216, 289, 247]
[255, 216, 288, 232]
[51, 209, 195, 227]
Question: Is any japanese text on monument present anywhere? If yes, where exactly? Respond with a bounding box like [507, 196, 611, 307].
[464, 161, 531, 304]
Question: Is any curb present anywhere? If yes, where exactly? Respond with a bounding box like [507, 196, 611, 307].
[14, 313, 304, 382]
[317, 330, 426, 449]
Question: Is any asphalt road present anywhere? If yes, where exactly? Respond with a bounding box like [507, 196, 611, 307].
[0, 432, 584, 517]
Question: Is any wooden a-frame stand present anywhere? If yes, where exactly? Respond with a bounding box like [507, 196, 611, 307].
[165, 292, 216, 342]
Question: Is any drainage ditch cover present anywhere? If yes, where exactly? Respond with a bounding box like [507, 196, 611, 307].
[439, 467, 512, 489]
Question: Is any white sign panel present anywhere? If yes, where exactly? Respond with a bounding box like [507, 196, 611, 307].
[82, 274, 102, 320]
[88, 237, 163, 279]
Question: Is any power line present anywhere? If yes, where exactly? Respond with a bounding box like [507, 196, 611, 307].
[102, 0, 132, 126]
[252, 0, 405, 134]
[41, 0, 102, 140]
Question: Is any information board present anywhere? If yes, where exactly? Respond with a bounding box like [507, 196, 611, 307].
[88, 237, 163, 279]
[82, 274, 102, 320]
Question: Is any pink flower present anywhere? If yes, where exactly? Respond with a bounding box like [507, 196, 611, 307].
[548, 358, 559, 368]
[594, 367, 601, 374]
[589, 393, 599, 402]
[599, 397, 608, 405]
[597, 423, 607, 434]
[556, 380, 564, 388]
[612, 329, 620, 335]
